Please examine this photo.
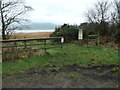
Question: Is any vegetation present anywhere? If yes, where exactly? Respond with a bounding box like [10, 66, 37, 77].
[0, 0, 33, 40]
[50, 24, 79, 42]
[1, 0, 119, 79]
[50, 1, 120, 44]
[84, 0, 120, 44]
[115, 30, 120, 43]
[3, 43, 118, 75]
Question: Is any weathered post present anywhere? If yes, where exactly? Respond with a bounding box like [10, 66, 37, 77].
[24, 37, 27, 49]
[97, 33, 100, 46]
[78, 29, 83, 46]
[14, 41, 18, 60]
[24, 41, 27, 48]
[44, 39, 47, 53]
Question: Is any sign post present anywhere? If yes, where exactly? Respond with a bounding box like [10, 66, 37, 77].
[78, 29, 83, 46]
[61, 37, 64, 43]
[78, 29, 83, 40]
[61, 37, 64, 48]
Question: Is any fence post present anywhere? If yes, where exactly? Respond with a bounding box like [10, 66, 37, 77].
[44, 39, 47, 53]
[97, 34, 100, 46]
[87, 36, 89, 47]
[14, 41, 18, 60]
[24, 41, 27, 49]
[14, 41, 17, 49]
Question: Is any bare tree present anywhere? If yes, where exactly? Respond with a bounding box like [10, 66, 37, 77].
[0, 0, 33, 40]
[86, 9, 98, 23]
[113, 0, 120, 43]
[114, 0, 120, 27]
[110, 1, 120, 36]
[85, 0, 111, 37]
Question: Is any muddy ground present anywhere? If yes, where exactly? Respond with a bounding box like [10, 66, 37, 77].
[2, 65, 119, 88]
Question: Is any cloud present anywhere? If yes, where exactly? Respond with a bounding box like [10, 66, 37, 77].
[26, 0, 96, 25]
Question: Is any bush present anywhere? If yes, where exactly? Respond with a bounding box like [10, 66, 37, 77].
[114, 29, 120, 44]
[50, 24, 79, 42]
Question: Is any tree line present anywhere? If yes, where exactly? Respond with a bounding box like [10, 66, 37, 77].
[51, 0, 120, 44]
[85, 0, 120, 44]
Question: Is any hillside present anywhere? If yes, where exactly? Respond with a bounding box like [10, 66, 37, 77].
[28, 23, 59, 29]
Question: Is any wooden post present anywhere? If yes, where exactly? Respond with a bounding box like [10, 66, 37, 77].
[44, 39, 47, 53]
[14, 41, 18, 60]
[14, 42, 17, 49]
[24, 41, 27, 48]
[97, 34, 100, 46]
[87, 37, 89, 47]
[24, 37, 27, 49]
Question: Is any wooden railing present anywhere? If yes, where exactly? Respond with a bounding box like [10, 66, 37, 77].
[0, 37, 64, 61]
[87, 34, 99, 46]
[0, 37, 64, 52]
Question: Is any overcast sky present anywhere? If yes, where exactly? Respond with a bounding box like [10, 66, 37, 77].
[25, 0, 111, 25]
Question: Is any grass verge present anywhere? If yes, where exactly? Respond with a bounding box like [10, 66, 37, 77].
[2, 43, 118, 75]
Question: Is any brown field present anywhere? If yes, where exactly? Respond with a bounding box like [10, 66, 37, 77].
[10, 32, 53, 39]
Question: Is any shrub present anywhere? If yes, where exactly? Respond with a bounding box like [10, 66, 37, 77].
[50, 24, 79, 43]
[114, 29, 120, 44]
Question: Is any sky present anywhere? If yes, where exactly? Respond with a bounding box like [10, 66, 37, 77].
[25, 0, 112, 25]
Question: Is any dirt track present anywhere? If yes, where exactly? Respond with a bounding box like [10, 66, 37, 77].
[3, 65, 119, 88]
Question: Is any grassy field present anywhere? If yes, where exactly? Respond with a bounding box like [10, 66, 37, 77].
[10, 32, 52, 39]
[2, 43, 118, 75]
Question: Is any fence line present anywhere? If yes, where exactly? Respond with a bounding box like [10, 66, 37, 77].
[87, 34, 99, 46]
[1, 37, 64, 61]
[0, 37, 64, 53]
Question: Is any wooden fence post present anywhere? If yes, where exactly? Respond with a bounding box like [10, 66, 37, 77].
[14, 41, 18, 60]
[24, 41, 27, 48]
[97, 35, 100, 46]
[87, 37, 89, 47]
[44, 39, 47, 53]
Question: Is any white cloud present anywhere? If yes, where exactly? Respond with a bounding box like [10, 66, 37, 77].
[25, 0, 96, 25]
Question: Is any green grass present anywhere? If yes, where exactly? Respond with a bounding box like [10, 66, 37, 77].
[2, 43, 118, 75]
